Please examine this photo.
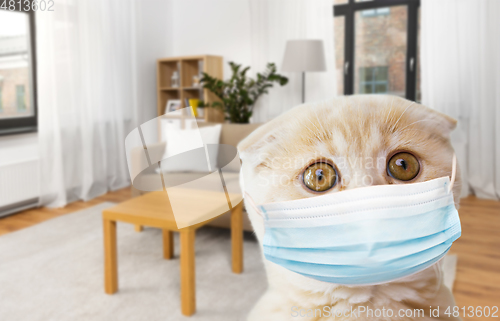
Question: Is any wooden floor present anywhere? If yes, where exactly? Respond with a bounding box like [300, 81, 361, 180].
[448, 197, 500, 320]
[0, 190, 499, 320]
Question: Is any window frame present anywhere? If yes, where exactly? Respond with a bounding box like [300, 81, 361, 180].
[0, 4, 38, 136]
[334, 0, 420, 100]
[359, 66, 389, 94]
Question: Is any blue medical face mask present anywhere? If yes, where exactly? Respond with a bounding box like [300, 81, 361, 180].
[245, 155, 461, 286]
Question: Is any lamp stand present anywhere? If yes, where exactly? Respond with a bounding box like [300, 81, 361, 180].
[302, 72, 305, 103]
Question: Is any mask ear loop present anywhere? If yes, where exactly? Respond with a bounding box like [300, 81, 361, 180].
[244, 192, 264, 218]
[448, 154, 457, 194]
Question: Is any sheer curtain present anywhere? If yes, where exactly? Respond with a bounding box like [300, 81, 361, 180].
[37, 0, 138, 207]
[421, 0, 500, 200]
[249, 0, 336, 123]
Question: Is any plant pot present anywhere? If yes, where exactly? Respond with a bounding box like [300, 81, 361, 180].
[205, 107, 225, 123]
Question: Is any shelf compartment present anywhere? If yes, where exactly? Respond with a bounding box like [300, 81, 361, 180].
[158, 61, 180, 88]
[181, 59, 203, 88]
[158, 90, 180, 115]
[182, 88, 203, 101]
[157, 55, 223, 123]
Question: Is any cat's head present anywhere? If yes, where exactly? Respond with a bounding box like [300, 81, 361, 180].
[239, 95, 460, 241]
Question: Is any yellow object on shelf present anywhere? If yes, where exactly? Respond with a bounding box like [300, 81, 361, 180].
[189, 99, 199, 117]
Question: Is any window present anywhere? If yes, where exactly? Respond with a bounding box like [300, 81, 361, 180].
[16, 85, 26, 111]
[359, 66, 388, 94]
[0, 4, 37, 135]
[361, 7, 390, 17]
[334, 0, 420, 101]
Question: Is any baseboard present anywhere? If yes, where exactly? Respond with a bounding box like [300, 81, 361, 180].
[0, 198, 38, 218]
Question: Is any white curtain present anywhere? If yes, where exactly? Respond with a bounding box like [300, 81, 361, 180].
[249, 0, 336, 123]
[421, 0, 500, 200]
[36, 0, 138, 207]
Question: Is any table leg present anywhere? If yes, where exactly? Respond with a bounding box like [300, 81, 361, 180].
[134, 224, 143, 232]
[180, 229, 196, 316]
[103, 219, 118, 294]
[231, 202, 244, 274]
[162, 229, 174, 259]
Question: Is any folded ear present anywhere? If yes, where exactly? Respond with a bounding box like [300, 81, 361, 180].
[237, 118, 282, 165]
[413, 103, 458, 138]
[237, 105, 302, 167]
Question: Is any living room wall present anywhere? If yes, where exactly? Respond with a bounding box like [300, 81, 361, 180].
[171, 0, 253, 78]
[134, 0, 174, 125]
[133, 0, 252, 123]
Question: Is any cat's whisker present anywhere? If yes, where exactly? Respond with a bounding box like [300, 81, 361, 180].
[398, 119, 442, 132]
[385, 96, 396, 124]
[314, 108, 328, 137]
[391, 101, 416, 132]
[301, 120, 317, 135]
[305, 114, 323, 141]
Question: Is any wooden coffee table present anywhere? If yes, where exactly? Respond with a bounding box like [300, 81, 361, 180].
[102, 189, 243, 316]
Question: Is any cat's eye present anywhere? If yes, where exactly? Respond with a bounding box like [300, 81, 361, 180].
[303, 162, 337, 192]
[387, 152, 420, 181]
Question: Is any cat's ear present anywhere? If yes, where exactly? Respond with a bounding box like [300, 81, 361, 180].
[237, 111, 296, 168]
[237, 120, 281, 166]
[417, 104, 457, 138]
[238, 103, 308, 160]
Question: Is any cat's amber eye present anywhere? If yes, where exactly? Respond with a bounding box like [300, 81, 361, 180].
[303, 162, 337, 192]
[387, 152, 420, 181]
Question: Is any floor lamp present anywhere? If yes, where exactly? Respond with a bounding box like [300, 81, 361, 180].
[281, 40, 326, 103]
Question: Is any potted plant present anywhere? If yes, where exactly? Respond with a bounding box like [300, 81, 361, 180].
[197, 100, 207, 118]
[201, 62, 288, 123]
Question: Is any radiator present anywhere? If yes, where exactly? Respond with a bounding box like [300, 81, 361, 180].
[0, 159, 39, 216]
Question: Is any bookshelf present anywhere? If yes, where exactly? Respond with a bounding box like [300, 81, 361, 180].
[157, 55, 225, 122]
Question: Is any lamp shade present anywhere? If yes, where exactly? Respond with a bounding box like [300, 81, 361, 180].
[281, 39, 326, 72]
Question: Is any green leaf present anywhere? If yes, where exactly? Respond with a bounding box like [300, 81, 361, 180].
[200, 61, 288, 123]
